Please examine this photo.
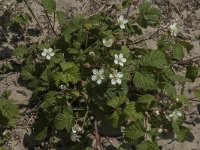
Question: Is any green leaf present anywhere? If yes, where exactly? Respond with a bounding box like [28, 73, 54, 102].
[170, 75, 191, 83]
[56, 11, 66, 26]
[42, 91, 57, 109]
[173, 44, 184, 60]
[0, 98, 19, 127]
[137, 141, 159, 150]
[137, 14, 148, 28]
[138, 0, 161, 26]
[186, 66, 198, 82]
[54, 62, 80, 85]
[14, 45, 27, 58]
[141, 50, 168, 69]
[41, 0, 56, 13]
[124, 102, 144, 121]
[33, 113, 48, 141]
[21, 64, 35, 80]
[54, 107, 74, 132]
[172, 121, 189, 142]
[176, 95, 189, 104]
[194, 89, 200, 101]
[122, 0, 130, 8]
[164, 83, 177, 98]
[107, 94, 126, 109]
[178, 40, 194, 52]
[1, 90, 12, 99]
[138, 94, 155, 107]
[125, 121, 145, 140]
[133, 71, 157, 91]
[110, 111, 119, 128]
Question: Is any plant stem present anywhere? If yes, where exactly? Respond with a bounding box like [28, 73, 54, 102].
[23, 0, 42, 30]
[44, 10, 57, 36]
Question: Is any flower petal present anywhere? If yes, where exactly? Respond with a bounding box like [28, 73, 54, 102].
[91, 75, 97, 81]
[97, 79, 102, 84]
[111, 79, 116, 85]
[43, 48, 48, 53]
[114, 59, 119, 65]
[119, 62, 124, 66]
[48, 48, 53, 53]
[120, 24, 125, 29]
[122, 58, 126, 63]
[99, 69, 104, 75]
[123, 19, 128, 24]
[46, 55, 51, 60]
[117, 72, 123, 78]
[119, 53, 123, 59]
[50, 52, 55, 57]
[116, 78, 121, 84]
[114, 54, 119, 59]
[119, 15, 124, 20]
[41, 52, 46, 57]
[93, 69, 98, 75]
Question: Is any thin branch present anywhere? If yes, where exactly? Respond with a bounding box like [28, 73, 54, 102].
[44, 10, 57, 36]
[174, 55, 200, 65]
[23, 0, 42, 30]
[94, 120, 103, 150]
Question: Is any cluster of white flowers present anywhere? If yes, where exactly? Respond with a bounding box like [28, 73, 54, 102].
[166, 110, 182, 121]
[41, 48, 55, 60]
[91, 53, 126, 85]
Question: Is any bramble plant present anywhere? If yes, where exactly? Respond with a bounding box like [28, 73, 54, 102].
[3, 0, 199, 149]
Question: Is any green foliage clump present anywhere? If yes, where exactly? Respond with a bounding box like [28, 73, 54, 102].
[10, 0, 200, 149]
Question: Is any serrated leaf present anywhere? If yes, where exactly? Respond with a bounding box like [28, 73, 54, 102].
[137, 14, 148, 28]
[141, 50, 168, 69]
[138, 0, 161, 26]
[42, 91, 57, 109]
[164, 83, 177, 98]
[107, 95, 126, 109]
[21, 64, 35, 80]
[138, 94, 155, 107]
[173, 44, 184, 60]
[137, 141, 159, 150]
[0, 99, 19, 127]
[41, 0, 56, 13]
[54, 107, 74, 132]
[172, 121, 189, 142]
[186, 66, 198, 82]
[124, 102, 144, 120]
[110, 111, 119, 128]
[133, 71, 157, 91]
[33, 113, 48, 141]
[56, 11, 66, 26]
[170, 75, 191, 83]
[14, 45, 27, 58]
[125, 121, 145, 140]
[178, 40, 194, 52]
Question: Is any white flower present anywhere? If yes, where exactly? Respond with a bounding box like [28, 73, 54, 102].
[117, 15, 128, 29]
[109, 70, 123, 85]
[176, 98, 179, 102]
[72, 124, 83, 134]
[155, 110, 160, 115]
[114, 53, 126, 66]
[158, 128, 163, 133]
[59, 85, 66, 90]
[169, 22, 179, 36]
[103, 38, 114, 47]
[91, 69, 105, 84]
[166, 110, 182, 121]
[41, 48, 55, 60]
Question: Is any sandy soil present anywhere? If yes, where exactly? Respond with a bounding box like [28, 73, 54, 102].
[0, 0, 200, 149]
